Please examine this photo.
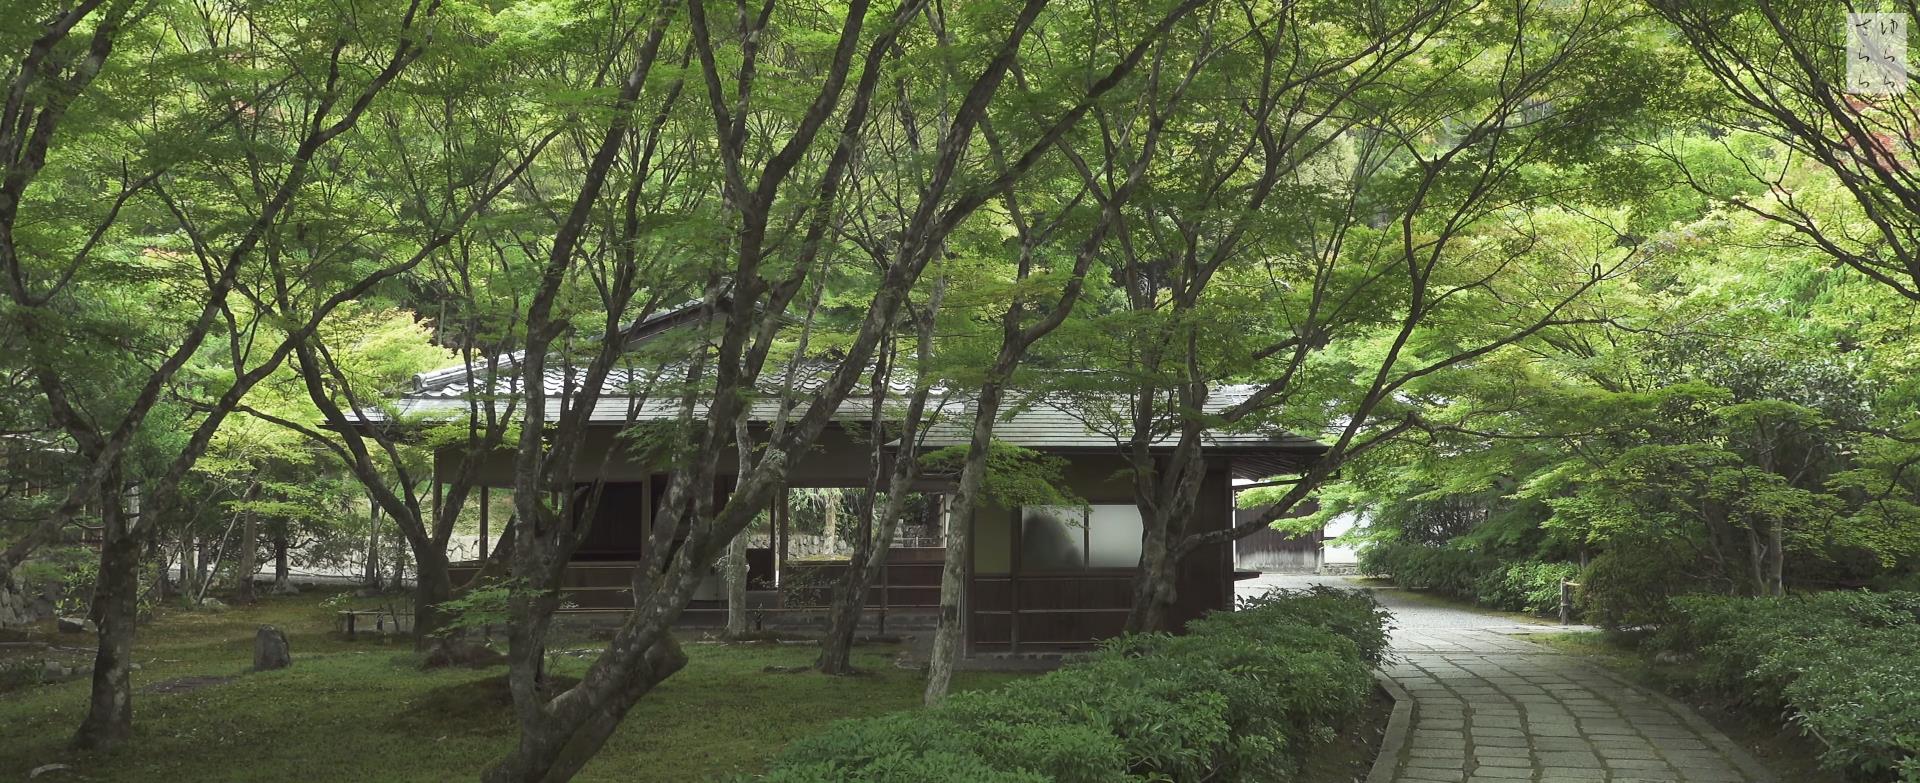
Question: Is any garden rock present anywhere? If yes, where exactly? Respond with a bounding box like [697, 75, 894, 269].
[0, 578, 34, 628]
[56, 616, 94, 634]
[423, 639, 506, 669]
[1653, 649, 1695, 664]
[252, 625, 291, 671]
[28, 763, 71, 779]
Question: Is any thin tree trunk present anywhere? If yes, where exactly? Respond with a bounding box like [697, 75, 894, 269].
[1768, 522, 1785, 597]
[235, 504, 258, 604]
[725, 421, 753, 639]
[821, 282, 942, 674]
[74, 476, 137, 750]
[822, 496, 838, 545]
[272, 531, 293, 594]
[722, 531, 749, 638]
[366, 501, 382, 590]
[392, 541, 407, 591]
[177, 531, 194, 601]
[818, 345, 899, 676]
[150, 534, 172, 601]
[193, 535, 213, 602]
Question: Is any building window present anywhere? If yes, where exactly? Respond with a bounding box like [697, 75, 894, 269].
[1019, 504, 1143, 571]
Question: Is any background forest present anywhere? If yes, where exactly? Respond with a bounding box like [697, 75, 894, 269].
[3, 0, 1920, 781]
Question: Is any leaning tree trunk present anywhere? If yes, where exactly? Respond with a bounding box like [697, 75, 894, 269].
[74, 478, 139, 751]
[482, 632, 689, 783]
[923, 381, 1005, 705]
[817, 490, 904, 674]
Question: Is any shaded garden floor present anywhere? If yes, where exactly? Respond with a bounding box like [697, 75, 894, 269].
[0, 591, 1028, 782]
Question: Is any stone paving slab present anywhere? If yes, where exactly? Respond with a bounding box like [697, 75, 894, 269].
[1238, 574, 1774, 783]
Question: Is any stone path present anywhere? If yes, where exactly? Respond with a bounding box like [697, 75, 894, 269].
[1238, 575, 1773, 783]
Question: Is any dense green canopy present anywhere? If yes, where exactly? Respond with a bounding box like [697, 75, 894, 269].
[2, 0, 1917, 779]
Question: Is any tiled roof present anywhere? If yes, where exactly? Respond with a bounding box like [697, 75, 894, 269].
[917, 387, 1324, 452]
[351, 302, 1327, 473]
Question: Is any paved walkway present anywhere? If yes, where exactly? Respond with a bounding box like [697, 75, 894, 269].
[1238, 575, 1773, 783]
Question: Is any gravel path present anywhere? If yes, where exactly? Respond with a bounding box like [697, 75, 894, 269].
[1238, 574, 1774, 783]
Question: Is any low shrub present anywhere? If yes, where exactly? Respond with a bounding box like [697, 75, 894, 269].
[1358, 541, 1496, 600]
[754, 588, 1389, 783]
[1361, 542, 1577, 617]
[1653, 591, 1920, 779]
[1475, 561, 1580, 616]
[1578, 546, 1700, 632]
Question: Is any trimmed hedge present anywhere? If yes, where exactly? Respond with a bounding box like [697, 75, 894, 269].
[1651, 591, 1920, 781]
[1359, 542, 1576, 616]
[753, 587, 1391, 783]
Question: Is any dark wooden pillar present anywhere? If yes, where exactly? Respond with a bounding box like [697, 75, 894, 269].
[478, 486, 489, 561]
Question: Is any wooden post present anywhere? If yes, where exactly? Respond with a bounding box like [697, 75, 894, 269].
[879, 554, 890, 636]
[1559, 579, 1573, 626]
[478, 486, 490, 561]
[775, 487, 789, 594]
[1008, 509, 1020, 655]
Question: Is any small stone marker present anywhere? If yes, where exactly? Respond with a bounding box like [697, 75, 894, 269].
[252, 625, 291, 671]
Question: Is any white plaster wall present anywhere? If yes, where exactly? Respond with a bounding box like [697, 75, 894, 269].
[1321, 511, 1362, 565]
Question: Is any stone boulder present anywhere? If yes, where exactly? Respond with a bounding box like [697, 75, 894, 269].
[56, 616, 95, 634]
[252, 625, 292, 671]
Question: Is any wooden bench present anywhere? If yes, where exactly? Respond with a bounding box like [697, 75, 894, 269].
[338, 610, 413, 638]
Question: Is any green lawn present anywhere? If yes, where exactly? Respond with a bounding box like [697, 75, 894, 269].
[0, 592, 1028, 782]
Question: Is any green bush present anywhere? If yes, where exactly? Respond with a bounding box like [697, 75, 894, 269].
[1360, 542, 1578, 617]
[1579, 547, 1699, 632]
[1474, 561, 1580, 616]
[754, 589, 1389, 783]
[1653, 591, 1920, 778]
[1224, 584, 1394, 665]
[1358, 541, 1496, 600]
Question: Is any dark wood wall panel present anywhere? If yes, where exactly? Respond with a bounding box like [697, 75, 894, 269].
[1016, 610, 1126, 645]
